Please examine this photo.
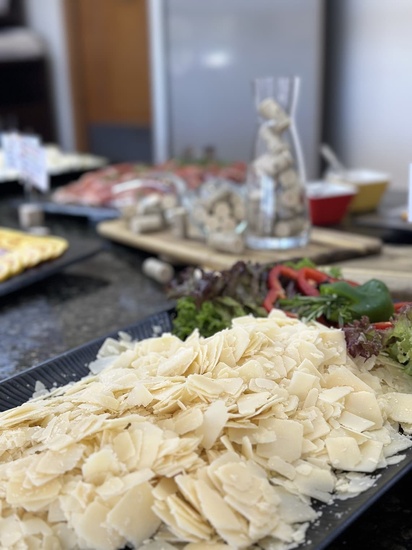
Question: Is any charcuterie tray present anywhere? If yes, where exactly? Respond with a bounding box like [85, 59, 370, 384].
[9, 198, 120, 222]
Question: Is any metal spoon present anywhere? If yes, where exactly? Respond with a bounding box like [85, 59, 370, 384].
[320, 144, 347, 175]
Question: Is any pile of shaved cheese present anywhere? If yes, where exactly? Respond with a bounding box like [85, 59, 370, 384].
[1, 311, 412, 550]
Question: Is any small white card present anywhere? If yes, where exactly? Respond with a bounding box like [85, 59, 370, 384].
[1, 132, 50, 193]
[1, 131, 22, 172]
[20, 134, 49, 193]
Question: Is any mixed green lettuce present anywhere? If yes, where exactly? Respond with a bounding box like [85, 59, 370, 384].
[167, 261, 268, 340]
[383, 305, 412, 374]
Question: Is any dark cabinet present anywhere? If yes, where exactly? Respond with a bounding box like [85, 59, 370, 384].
[0, 0, 54, 140]
[0, 56, 55, 141]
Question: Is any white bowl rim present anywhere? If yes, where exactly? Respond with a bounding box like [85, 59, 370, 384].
[306, 180, 357, 198]
[327, 169, 390, 184]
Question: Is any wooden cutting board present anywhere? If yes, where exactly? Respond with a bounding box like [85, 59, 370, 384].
[97, 219, 382, 270]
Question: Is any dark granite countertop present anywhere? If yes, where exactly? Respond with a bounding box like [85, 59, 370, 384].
[1, 189, 412, 550]
[0, 194, 175, 379]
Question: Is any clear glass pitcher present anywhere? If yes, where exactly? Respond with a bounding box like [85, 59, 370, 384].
[245, 76, 311, 250]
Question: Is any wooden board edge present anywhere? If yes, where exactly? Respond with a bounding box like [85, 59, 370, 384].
[311, 227, 382, 252]
[97, 219, 385, 270]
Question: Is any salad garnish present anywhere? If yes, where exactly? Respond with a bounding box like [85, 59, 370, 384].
[167, 259, 412, 373]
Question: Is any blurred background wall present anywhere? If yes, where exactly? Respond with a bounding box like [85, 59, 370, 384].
[6, 0, 411, 190]
[147, 0, 324, 179]
[323, 0, 412, 191]
[23, 0, 74, 151]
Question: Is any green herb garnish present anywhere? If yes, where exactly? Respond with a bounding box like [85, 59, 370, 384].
[279, 294, 353, 326]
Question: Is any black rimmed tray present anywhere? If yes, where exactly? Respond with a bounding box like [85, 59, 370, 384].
[0, 308, 411, 550]
[0, 236, 105, 297]
[10, 198, 120, 222]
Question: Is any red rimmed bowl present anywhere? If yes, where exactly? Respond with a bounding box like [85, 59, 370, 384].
[307, 181, 357, 226]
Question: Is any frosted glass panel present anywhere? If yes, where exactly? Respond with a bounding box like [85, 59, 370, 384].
[163, 0, 324, 178]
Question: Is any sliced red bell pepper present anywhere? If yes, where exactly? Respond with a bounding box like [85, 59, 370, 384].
[296, 267, 330, 296]
[328, 277, 360, 287]
[264, 262, 362, 313]
[372, 321, 393, 330]
[394, 301, 412, 313]
[296, 266, 360, 297]
[264, 264, 296, 312]
[267, 265, 298, 288]
[263, 287, 285, 312]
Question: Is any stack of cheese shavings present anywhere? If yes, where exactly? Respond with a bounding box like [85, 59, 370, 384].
[0, 310, 412, 550]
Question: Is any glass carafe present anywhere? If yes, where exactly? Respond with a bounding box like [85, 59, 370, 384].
[245, 76, 311, 250]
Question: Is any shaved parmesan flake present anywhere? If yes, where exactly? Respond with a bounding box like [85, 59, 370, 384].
[197, 400, 228, 449]
[326, 436, 362, 470]
[77, 500, 124, 550]
[107, 482, 161, 546]
[381, 392, 412, 423]
[0, 310, 411, 549]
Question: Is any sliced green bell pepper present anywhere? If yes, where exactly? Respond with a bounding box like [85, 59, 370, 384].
[320, 278, 394, 323]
